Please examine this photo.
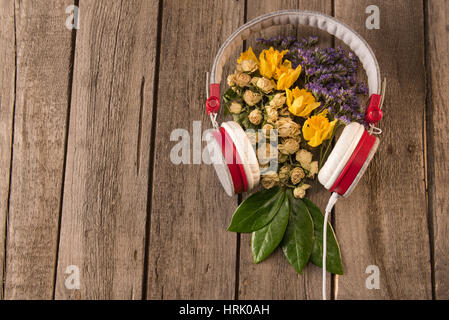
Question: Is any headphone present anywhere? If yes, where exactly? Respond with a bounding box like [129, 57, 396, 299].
[204, 10, 385, 299]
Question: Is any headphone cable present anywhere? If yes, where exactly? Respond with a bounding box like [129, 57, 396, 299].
[322, 192, 339, 300]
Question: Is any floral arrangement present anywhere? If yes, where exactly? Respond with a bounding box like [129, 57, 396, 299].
[223, 37, 368, 275]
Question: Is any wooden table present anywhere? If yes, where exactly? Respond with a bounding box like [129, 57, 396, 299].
[0, 0, 447, 300]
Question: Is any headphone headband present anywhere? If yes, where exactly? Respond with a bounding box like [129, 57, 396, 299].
[210, 10, 381, 96]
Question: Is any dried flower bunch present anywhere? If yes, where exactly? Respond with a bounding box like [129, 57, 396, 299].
[224, 37, 367, 275]
[223, 37, 368, 199]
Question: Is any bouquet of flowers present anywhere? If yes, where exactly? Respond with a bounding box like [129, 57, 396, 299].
[224, 37, 368, 275]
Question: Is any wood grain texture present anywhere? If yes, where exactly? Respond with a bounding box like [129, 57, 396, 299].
[0, 0, 446, 300]
[333, 0, 432, 299]
[146, 0, 243, 299]
[239, 0, 333, 300]
[426, 0, 449, 300]
[2, 0, 73, 299]
[55, 0, 158, 299]
[0, 0, 15, 298]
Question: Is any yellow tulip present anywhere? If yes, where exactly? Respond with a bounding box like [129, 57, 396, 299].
[259, 47, 288, 79]
[274, 59, 292, 79]
[276, 65, 302, 90]
[302, 110, 337, 147]
[237, 47, 259, 64]
[286, 88, 320, 117]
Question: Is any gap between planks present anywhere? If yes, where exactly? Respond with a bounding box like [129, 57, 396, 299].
[422, 0, 436, 300]
[51, 0, 80, 300]
[1, 0, 18, 301]
[142, 0, 164, 301]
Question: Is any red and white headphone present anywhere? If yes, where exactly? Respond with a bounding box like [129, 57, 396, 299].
[205, 10, 385, 299]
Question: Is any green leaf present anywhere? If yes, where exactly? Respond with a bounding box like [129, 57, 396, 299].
[281, 191, 314, 274]
[251, 194, 289, 263]
[303, 198, 343, 275]
[223, 88, 239, 101]
[223, 102, 231, 116]
[227, 187, 284, 233]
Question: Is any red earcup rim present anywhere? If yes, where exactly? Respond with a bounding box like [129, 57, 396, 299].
[211, 130, 243, 194]
[212, 128, 248, 194]
[330, 130, 377, 196]
[220, 127, 248, 193]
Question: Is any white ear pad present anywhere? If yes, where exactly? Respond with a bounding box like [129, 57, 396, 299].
[342, 137, 379, 198]
[318, 122, 365, 190]
[221, 121, 260, 190]
[205, 131, 234, 196]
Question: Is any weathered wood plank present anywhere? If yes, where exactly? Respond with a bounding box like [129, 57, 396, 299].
[0, 0, 16, 299]
[334, 0, 432, 299]
[146, 0, 243, 299]
[239, 0, 332, 300]
[426, 0, 449, 300]
[55, 0, 158, 299]
[2, 0, 73, 299]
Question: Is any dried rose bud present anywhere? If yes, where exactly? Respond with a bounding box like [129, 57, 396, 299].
[261, 171, 280, 189]
[290, 167, 305, 185]
[248, 108, 263, 125]
[308, 161, 318, 178]
[279, 165, 291, 183]
[256, 77, 275, 94]
[243, 90, 262, 106]
[296, 149, 313, 170]
[233, 72, 251, 87]
[279, 138, 299, 155]
[293, 184, 311, 199]
[265, 106, 278, 124]
[275, 117, 300, 138]
[269, 93, 287, 108]
[240, 59, 258, 73]
[229, 102, 242, 114]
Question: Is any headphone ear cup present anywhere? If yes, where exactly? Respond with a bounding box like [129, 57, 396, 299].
[221, 121, 260, 190]
[319, 122, 380, 198]
[341, 137, 379, 197]
[318, 123, 365, 189]
[205, 130, 235, 196]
